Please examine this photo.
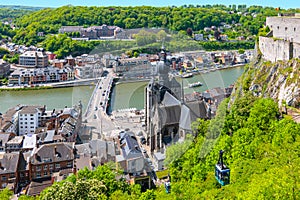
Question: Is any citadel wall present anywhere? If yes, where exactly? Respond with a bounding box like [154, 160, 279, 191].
[259, 16, 300, 62]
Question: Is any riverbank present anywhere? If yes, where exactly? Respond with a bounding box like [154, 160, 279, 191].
[115, 78, 151, 85]
[0, 85, 54, 91]
[0, 77, 99, 91]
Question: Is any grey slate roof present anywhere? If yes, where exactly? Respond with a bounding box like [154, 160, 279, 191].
[0, 133, 10, 146]
[120, 132, 143, 160]
[179, 105, 192, 130]
[157, 105, 181, 126]
[31, 142, 74, 165]
[161, 91, 181, 107]
[0, 152, 19, 174]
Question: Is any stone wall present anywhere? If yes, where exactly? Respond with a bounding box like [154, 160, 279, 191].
[259, 36, 292, 62]
[266, 17, 300, 43]
[293, 42, 300, 59]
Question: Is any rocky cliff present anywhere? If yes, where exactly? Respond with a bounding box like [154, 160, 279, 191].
[231, 55, 300, 112]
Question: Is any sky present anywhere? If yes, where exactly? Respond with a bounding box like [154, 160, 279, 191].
[0, 0, 298, 9]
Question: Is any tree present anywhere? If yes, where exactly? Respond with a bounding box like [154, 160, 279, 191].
[186, 28, 193, 37]
[238, 48, 245, 54]
[0, 47, 9, 57]
[157, 30, 167, 42]
[0, 188, 13, 200]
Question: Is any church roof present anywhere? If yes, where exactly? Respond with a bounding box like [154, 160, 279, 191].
[179, 105, 192, 130]
[161, 91, 181, 107]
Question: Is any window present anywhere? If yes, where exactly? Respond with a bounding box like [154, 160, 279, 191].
[294, 27, 296, 32]
[36, 166, 41, 171]
[30, 122, 34, 124]
[30, 118, 34, 120]
[1, 176, 6, 181]
[55, 163, 60, 169]
[20, 122, 23, 124]
[30, 114, 34, 116]
[44, 171, 48, 176]
[49, 164, 53, 170]
[44, 165, 48, 170]
[36, 172, 41, 178]
[67, 161, 72, 167]
[285, 27, 288, 31]
[1, 183, 7, 188]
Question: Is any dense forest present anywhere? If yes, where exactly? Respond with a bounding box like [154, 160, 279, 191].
[10, 5, 299, 45]
[0, 8, 33, 22]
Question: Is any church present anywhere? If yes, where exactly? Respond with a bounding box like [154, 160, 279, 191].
[144, 48, 210, 153]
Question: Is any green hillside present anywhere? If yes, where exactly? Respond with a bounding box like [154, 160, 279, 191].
[11, 5, 299, 45]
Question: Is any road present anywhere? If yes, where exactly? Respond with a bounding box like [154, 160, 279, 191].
[83, 68, 116, 139]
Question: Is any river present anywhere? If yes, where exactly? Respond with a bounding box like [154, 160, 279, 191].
[111, 66, 245, 110]
[0, 86, 95, 113]
[0, 66, 244, 113]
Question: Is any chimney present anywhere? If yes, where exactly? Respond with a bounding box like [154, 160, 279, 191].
[73, 163, 77, 175]
[51, 176, 55, 184]
[54, 146, 57, 156]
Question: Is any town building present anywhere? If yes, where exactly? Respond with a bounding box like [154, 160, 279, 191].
[18, 105, 46, 136]
[80, 25, 120, 39]
[29, 142, 75, 181]
[0, 60, 10, 79]
[19, 50, 48, 68]
[113, 56, 153, 79]
[75, 139, 116, 171]
[6, 136, 23, 152]
[0, 152, 20, 192]
[8, 66, 74, 85]
[259, 13, 300, 62]
[26, 142, 75, 195]
[0, 106, 22, 134]
[0, 133, 13, 152]
[74, 62, 103, 79]
[116, 131, 145, 174]
[58, 26, 84, 34]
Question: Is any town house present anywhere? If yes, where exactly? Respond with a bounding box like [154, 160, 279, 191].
[29, 142, 75, 181]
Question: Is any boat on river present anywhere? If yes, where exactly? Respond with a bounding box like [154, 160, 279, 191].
[188, 81, 203, 88]
[181, 73, 193, 78]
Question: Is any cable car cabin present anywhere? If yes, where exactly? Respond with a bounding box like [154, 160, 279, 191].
[165, 181, 171, 193]
[215, 150, 230, 186]
[215, 163, 230, 186]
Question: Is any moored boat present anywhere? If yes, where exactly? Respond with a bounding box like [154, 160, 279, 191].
[188, 81, 203, 88]
[181, 72, 193, 78]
